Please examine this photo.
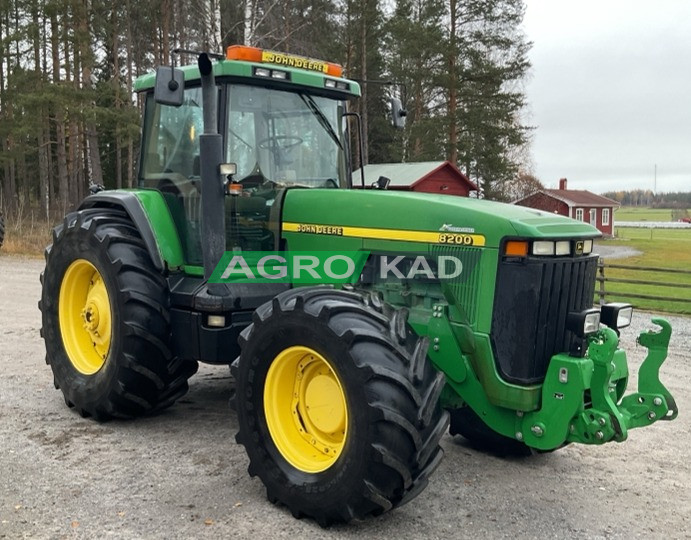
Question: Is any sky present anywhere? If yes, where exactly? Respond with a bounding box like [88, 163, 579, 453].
[522, 0, 691, 194]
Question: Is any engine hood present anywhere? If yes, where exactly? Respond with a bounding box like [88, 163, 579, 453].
[282, 189, 600, 249]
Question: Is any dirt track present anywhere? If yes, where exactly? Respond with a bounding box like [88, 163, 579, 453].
[1, 254, 690, 539]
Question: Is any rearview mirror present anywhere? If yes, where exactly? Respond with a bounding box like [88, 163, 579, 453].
[390, 98, 407, 129]
[154, 66, 184, 107]
[373, 176, 391, 190]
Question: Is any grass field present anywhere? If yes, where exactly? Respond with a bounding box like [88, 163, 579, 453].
[597, 227, 691, 315]
[614, 207, 675, 221]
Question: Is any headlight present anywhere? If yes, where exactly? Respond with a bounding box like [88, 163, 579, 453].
[600, 303, 633, 331]
[555, 241, 571, 255]
[506, 238, 595, 258]
[566, 308, 601, 337]
[219, 162, 237, 176]
[532, 241, 554, 256]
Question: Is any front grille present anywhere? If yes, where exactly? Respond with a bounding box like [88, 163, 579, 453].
[491, 254, 598, 384]
[430, 246, 483, 324]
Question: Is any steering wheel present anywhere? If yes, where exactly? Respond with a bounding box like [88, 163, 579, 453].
[257, 135, 303, 150]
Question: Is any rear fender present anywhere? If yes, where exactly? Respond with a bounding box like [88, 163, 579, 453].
[79, 190, 184, 272]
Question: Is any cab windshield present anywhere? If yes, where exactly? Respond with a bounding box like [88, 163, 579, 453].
[227, 84, 348, 188]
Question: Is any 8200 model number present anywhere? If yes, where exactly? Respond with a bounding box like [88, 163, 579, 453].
[437, 233, 476, 245]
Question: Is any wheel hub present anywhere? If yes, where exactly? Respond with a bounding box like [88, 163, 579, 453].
[80, 275, 109, 345]
[264, 346, 348, 473]
[59, 260, 112, 375]
[304, 374, 345, 434]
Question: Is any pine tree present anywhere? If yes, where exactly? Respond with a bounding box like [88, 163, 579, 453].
[447, 0, 532, 200]
[385, 0, 446, 162]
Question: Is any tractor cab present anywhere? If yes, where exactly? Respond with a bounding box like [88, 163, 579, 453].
[137, 47, 355, 264]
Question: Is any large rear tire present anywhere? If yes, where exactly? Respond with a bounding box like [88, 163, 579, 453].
[40, 209, 197, 420]
[234, 287, 449, 526]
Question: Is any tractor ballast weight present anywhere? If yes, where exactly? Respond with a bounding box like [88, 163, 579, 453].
[40, 45, 678, 526]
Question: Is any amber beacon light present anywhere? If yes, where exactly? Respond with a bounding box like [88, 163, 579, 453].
[226, 45, 344, 78]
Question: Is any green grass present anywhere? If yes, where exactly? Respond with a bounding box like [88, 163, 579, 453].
[596, 227, 691, 315]
[614, 207, 674, 221]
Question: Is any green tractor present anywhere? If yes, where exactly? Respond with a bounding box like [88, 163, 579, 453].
[40, 46, 678, 526]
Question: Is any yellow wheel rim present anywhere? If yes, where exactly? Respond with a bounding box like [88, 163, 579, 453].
[58, 259, 112, 375]
[264, 346, 348, 473]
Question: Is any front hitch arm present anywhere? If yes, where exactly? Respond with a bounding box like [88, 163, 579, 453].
[576, 326, 629, 442]
[577, 318, 676, 443]
[521, 318, 677, 450]
[618, 318, 678, 426]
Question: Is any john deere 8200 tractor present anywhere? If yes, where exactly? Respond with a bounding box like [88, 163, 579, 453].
[40, 47, 678, 526]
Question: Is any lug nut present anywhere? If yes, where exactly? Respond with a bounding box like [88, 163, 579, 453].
[648, 411, 656, 420]
[598, 417, 606, 426]
[530, 425, 544, 437]
[595, 431, 604, 440]
[515, 432, 523, 441]
[653, 397, 662, 406]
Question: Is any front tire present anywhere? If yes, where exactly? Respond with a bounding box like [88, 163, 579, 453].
[40, 209, 197, 420]
[449, 407, 536, 457]
[234, 287, 449, 526]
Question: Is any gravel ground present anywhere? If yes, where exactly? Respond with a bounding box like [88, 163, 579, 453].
[1, 255, 690, 539]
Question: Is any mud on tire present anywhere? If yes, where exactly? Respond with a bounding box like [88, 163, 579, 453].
[234, 286, 449, 526]
[40, 208, 197, 420]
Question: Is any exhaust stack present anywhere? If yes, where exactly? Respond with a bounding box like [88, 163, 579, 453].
[198, 53, 226, 289]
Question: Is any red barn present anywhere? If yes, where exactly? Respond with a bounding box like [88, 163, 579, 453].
[355, 161, 478, 196]
[513, 178, 620, 236]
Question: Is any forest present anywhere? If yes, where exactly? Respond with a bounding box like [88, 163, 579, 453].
[0, 0, 533, 222]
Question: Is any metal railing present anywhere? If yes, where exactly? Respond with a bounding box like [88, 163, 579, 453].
[596, 259, 691, 306]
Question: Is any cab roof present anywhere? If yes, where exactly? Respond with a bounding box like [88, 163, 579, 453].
[134, 47, 361, 99]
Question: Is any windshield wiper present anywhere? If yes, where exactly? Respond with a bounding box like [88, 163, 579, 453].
[299, 94, 343, 150]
